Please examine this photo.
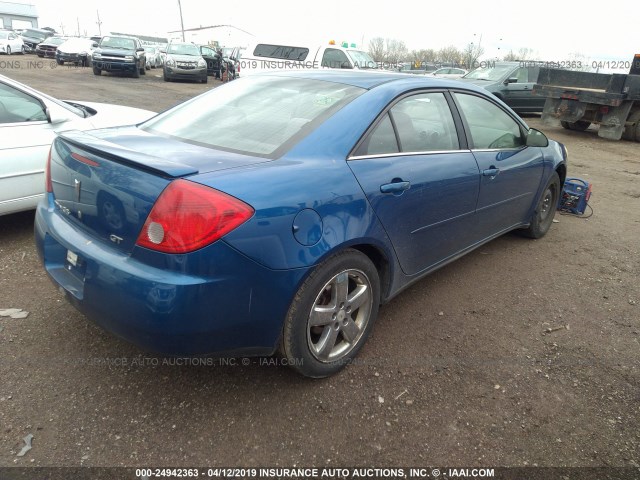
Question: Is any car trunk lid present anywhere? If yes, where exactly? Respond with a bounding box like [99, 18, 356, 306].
[49, 129, 266, 254]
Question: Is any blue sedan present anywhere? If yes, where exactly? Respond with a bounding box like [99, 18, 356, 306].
[35, 71, 567, 377]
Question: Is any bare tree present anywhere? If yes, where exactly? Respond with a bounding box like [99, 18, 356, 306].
[368, 37, 386, 63]
[385, 38, 408, 65]
[503, 49, 518, 61]
[437, 46, 463, 66]
[462, 40, 484, 70]
[410, 48, 437, 64]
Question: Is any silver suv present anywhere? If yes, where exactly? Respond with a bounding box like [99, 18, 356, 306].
[163, 42, 208, 83]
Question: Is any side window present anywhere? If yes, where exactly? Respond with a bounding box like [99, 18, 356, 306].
[0, 82, 47, 124]
[454, 93, 524, 149]
[353, 114, 398, 156]
[527, 66, 540, 82]
[514, 67, 529, 83]
[390, 92, 459, 152]
[321, 49, 350, 69]
[253, 44, 309, 61]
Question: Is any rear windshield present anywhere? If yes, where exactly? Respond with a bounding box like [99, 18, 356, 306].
[22, 29, 48, 40]
[141, 76, 363, 157]
[253, 44, 309, 61]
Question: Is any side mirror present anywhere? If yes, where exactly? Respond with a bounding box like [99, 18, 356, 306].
[136, 47, 145, 53]
[505, 77, 518, 84]
[92, 42, 98, 48]
[160, 49, 166, 54]
[526, 128, 549, 147]
[45, 106, 67, 125]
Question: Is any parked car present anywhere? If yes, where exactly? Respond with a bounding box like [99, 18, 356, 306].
[55, 37, 95, 66]
[0, 74, 156, 216]
[398, 62, 439, 74]
[19, 28, 53, 53]
[35, 71, 567, 377]
[430, 67, 468, 78]
[92, 35, 146, 78]
[459, 62, 545, 113]
[35, 36, 67, 58]
[163, 42, 207, 83]
[0, 29, 25, 55]
[199, 45, 222, 78]
[143, 46, 162, 69]
[220, 46, 244, 80]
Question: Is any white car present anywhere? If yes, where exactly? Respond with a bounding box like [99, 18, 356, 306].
[144, 46, 162, 68]
[0, 30, 25, 55]
[430, 67, 468, 78]
[56, 37, 95, 66]
[0, 74, 156, 216]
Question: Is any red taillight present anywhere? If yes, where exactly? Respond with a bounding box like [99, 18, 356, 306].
[135, 179, 254, 254]
[45, 146, 53, 193]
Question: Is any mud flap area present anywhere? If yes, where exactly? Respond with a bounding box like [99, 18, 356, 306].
[541, 98, 587, 127]
[599, 101, 634, 140]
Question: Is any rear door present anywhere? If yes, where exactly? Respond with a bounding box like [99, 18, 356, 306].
[348, 91, 480, 276]
[0, 80, 53, 213]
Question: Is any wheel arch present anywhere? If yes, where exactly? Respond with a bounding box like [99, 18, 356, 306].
[556, 163, 567, 187]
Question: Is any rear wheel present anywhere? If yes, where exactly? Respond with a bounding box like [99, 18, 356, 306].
[521, 172, 560, 239]
[622, 110, 640, 142]
[56, 59, 63, 65]
[6, 46, 11, 55]
[280, 249, 380, 378]
[93, 67, 101, 76]
[132, 65, 140, 78]
[561, 120, 591, 131]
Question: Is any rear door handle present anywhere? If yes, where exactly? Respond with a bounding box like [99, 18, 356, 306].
[380, 181, 410, 194]
[483, 167, 500, 177]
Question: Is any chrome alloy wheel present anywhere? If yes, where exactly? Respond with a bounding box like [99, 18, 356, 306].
[306, 269, 373, 363]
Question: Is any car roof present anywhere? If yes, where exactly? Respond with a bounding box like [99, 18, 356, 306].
[254, 70, 477, 90]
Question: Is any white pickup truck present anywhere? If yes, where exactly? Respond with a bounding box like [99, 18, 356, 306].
[239, 41, 379, 75]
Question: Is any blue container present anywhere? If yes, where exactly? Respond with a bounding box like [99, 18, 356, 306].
[559, 178, 592, 215]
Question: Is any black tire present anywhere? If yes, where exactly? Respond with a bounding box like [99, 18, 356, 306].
[56, 59, 63, 65]
[201, 75, 208, 84]
[6, 46, 11, 55]
[622, 110, 640, 142]
[140, 65, 146, 75]
[521, 172, 560, 239]
[132, 65, 140, 78]
[163, 70, 170, 82]
[561, 120, 590, 131]
[280, 249, 380, 378]
[21, 45, 26, 54]
[93, 67, 101, 76]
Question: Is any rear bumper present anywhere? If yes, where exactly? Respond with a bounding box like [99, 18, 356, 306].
[35, 195, 307, 357]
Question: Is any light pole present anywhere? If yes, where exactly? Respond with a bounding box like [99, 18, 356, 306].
[177, 0, 185, 42]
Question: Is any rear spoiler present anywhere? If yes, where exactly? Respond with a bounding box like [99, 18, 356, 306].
[57, 130, 199, 178]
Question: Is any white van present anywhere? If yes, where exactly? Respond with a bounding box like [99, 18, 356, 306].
[239, 41, 378, 75]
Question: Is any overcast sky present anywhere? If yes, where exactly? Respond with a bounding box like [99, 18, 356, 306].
[24, 0, 639, 67]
